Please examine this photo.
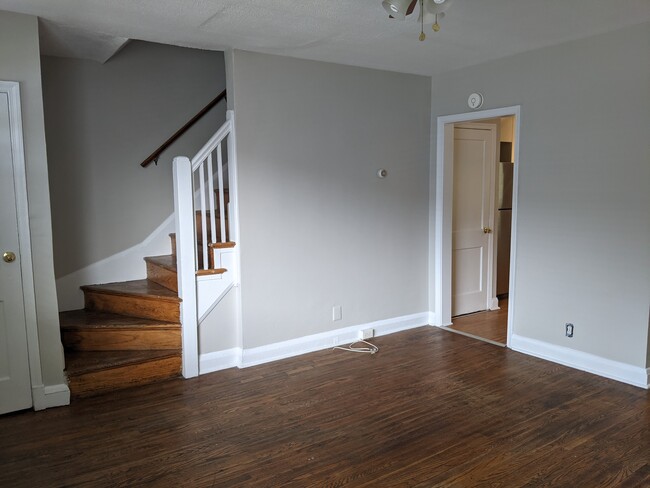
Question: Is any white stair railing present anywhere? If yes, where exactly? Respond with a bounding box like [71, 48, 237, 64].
[172, 110, 239, 378]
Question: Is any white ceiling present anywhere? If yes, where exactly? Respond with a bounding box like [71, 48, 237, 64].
[2, 0, 650, 75]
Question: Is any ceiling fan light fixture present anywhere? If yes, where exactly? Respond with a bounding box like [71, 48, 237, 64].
[381, 0, 414, 20]
[382, 0, 454, 40]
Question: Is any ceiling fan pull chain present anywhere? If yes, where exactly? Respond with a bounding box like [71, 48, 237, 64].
[433, 13, 441, 32]
[419, 0, 426, 41]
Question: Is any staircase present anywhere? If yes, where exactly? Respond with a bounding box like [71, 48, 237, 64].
[60, 197, 233, 397]
[60, 110, 239, 397]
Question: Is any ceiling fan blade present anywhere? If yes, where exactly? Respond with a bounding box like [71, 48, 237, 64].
[406, 0, 418, 16]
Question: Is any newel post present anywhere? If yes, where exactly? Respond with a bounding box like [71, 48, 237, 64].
[173, 156, 199, 378]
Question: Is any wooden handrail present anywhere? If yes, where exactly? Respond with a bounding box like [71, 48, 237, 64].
[141, 89, 227, 167]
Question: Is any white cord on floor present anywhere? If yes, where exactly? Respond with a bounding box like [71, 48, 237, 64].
[333, 340, 379, 354]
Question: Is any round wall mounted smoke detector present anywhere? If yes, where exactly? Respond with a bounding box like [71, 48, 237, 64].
[468, 93, 484, 110]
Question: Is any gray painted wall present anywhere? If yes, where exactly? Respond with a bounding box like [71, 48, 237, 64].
[42, 41, 226, 278]
[231, 50, 431, 349]
[430, 23, 650, 368]
[0, 11, 65, 387]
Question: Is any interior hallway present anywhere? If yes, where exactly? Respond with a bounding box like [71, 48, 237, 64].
[447, 298, 509, 345]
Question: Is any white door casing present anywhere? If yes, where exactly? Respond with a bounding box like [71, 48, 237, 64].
[452, 124, 497, 316]
[434, 106, 521, 347]
[0, 82, 34, 414]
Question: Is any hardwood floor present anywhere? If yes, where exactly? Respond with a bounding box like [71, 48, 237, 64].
[447, 298, 509, 345]
[1, 327, 648, 487]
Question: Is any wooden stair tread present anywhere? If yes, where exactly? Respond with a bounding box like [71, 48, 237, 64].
[144, 254, 177, 272]
[210, 241, 236, 249]
[81, 279, 180, 302]
[196, 268, 227, 276]
[65, 349, 180, 377]
[60, 310, 179, 330]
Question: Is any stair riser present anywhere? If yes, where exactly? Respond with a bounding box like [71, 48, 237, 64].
[84, 292, 180, 322]
[68, 355, 181, 397]
[62, 328, 181, 351]
[146, 261, 178, 293]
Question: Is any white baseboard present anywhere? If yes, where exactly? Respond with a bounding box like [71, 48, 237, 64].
[240, 312, 429, 368]
[199, 348, 241, 375]
[198, 312, 430, 374]
[32, 383, 71, 411]
[510, 334, 649, 389]
[56, 214, 175, 311]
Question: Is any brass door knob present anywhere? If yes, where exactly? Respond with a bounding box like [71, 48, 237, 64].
[483, 227, 492, 234]
[3, 251, 16, 263]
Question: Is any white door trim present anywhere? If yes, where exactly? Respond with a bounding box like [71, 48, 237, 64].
[434, 105, 521, 347]
[0, 81, 44, 406]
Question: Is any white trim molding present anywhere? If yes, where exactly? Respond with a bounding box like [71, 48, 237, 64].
[241, 312, 429, 368]
[199, 348, 241, 375]
[32, 383, 71, 411]
[511, 334, 649, 389]
[427, 311, 438, 326]
[198, 312, 430, 374]
[434, 105, 521, 346]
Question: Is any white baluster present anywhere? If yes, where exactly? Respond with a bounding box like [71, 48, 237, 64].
[207, 153, 216, 250]
[217, 142, 226, 243]
[198, 161, 208, 270]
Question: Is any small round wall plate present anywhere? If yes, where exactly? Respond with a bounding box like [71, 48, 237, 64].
[468, 93, 483, 110]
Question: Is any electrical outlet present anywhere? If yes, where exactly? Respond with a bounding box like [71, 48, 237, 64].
[565, 323, 574, 338]
[359, 328, 374, 340]
[332, 305, 342, 322]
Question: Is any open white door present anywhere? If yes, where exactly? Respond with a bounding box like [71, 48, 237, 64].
[452, 124, 496, 316]
[0, 83, 33, 414]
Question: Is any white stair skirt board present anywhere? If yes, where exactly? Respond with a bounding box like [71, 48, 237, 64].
[196, 248, 236, 321]
[31, 383, 70, 410]
[511, 334, 650, 389]
[197, 277, 234, 322]
[198, 312, 430, 375]
[56, 214, 175, 311]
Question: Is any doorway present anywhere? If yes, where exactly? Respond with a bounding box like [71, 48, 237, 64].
[434, 106, 520, 347]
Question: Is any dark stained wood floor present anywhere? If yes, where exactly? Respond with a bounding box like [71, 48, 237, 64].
[447, 298, 509, 345]
[1, 327, 648, 487]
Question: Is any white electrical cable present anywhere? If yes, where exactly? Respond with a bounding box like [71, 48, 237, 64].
[333, 340, 379, 354]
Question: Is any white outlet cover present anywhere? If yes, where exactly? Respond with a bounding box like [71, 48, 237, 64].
[332, 305, 342, 321]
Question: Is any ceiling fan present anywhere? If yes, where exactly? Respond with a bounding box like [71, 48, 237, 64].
[382, 0, 454, 41]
